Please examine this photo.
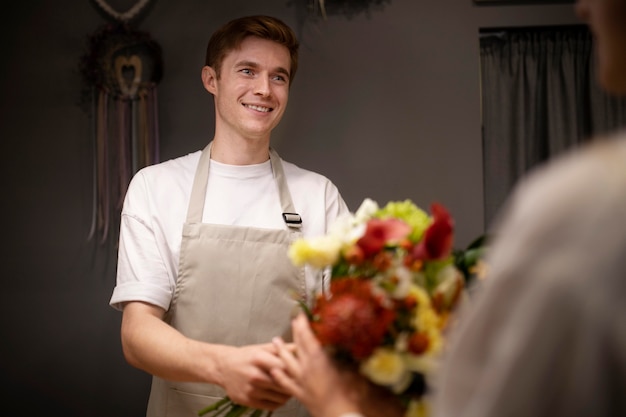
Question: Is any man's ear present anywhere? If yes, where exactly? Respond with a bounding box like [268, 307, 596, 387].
[201, 66, 217, 95]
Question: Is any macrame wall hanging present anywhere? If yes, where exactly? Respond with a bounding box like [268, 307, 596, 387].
[79, 0, 162, 244]
[308, 0, 391, 19]
[288, 0, 391, 20]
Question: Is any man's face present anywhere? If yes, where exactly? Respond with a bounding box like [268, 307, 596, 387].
[576, 0, 626, 94]
[208, 36, 292, 141]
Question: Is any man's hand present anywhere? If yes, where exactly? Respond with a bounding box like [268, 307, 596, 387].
[121, 301, 292, 410]
[217, 343, 292, 410]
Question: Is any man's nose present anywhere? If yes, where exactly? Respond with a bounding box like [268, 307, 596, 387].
[254, 75, 271, 96]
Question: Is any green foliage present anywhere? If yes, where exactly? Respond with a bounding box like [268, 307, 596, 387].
[453, 234, 490, 286]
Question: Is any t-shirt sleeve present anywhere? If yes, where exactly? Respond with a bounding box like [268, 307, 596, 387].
[109, 172, 174, 311]
[324, 179, 350, 230]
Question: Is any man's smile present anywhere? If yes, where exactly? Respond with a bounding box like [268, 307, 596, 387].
[244, 103, 273, 112]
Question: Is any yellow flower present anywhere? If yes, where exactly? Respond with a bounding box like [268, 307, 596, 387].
[405, 398, 429, 417]
[288, 235, 341, 268]
[409, 285, 444, 355]
[404, 353, 438, 375]
[408, 284, 431, 307]
[360, 348, 411, 392]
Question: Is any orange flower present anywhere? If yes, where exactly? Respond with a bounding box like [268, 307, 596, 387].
[398, 294, 418, 310]
[372, 251, 393, 271]
[407, 332, 430, 355]
[343, 245, 365, 265]
[312, 278, 396, 360]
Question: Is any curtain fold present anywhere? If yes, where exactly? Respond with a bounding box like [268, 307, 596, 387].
[480, 26, 626, 228]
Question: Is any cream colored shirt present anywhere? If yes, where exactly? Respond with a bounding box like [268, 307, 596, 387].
[433, 133, 626, 417]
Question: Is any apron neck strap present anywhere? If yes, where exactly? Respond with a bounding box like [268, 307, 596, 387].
[186, 142, 302, 230]
[269, 148, 302, 230]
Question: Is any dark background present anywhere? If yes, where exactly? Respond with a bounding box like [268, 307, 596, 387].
[0, 0, 578, 415]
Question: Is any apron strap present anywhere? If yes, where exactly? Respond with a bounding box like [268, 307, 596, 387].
[186, 142, 302, 230]
[186, 142, 212, 223]
[269, 147, 302, 230]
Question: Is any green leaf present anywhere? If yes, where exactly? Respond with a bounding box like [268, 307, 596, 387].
[247, 407, 273, 417]
[224, 405, 251, 417]
[198, 397, 232, 416]
[297, 299, 313, 321]
[453, 233, 490, 285]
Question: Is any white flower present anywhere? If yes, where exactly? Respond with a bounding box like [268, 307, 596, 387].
[412, 271, 426, 288]
[436, 264, 460, 286]
[354, 198, 379, 223]
[389, 265, 413, 299]
[395, 332, 410, 352]
[433, 265, 464, 309]
[328, 212, 365, 245]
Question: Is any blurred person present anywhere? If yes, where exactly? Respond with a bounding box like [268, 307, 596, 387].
[429, 1, 626, 415]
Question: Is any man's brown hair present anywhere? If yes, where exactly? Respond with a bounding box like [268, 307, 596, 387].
[205, 15, 300, 84]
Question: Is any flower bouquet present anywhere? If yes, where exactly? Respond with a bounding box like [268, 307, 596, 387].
[287, 198, 469, 417]
[198, 198, 479, 417]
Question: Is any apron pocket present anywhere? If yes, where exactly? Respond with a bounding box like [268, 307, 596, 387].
[167, 388, 224, 416]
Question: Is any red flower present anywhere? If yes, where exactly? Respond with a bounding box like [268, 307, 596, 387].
[312, 278, 396, 360]
[357, 218, 412, 258]
[410, 203, 454, 261]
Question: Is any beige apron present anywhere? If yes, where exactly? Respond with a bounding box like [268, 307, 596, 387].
[146, 142, 309, 417]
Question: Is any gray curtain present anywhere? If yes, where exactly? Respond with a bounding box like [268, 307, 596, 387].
[480, 26, 626, 228]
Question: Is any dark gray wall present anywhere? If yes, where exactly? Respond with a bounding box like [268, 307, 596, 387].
[0, 1, 578, 415]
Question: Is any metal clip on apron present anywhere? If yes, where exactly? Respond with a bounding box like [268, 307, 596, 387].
[147, 142, 309, 417]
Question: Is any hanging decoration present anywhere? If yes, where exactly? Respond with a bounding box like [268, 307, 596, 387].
[79, 0, 162, 244]
[291, 0, 392, 19]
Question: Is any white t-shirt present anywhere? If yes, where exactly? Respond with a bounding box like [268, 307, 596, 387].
[109, 149, 349, 311]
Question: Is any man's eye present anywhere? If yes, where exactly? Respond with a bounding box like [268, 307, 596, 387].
[240, 69, 252, 75]
[272, 75, 286, 82]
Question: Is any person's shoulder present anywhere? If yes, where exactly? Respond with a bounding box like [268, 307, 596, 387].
[124, 149, 202, 201]
[280, 158, 336, 185]
[527, 131, 626, 190]
[499, 132, 626, 225]
[487, 132, 626, 291]
[135, 149, 201, 179]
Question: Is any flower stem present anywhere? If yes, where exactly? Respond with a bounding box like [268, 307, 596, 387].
[198, 397, 232, 416]
[224, 405, 251, 417]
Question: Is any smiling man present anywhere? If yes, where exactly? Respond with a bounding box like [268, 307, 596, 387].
[108, 15, 349, 417]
